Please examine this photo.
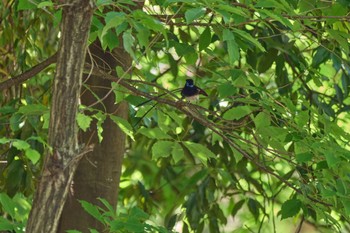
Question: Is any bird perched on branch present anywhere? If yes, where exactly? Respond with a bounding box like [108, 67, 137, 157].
[181, 79, 208, 101]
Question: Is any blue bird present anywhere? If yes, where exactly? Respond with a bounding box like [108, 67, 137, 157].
[181, 79, 208, 101]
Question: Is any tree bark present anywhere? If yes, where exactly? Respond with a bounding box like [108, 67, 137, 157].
[26, 1, 94, 232]
[57, 42, 131, 231]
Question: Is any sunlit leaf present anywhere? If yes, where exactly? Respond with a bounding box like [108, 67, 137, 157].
[110, 115, 134, 141]
[232, 28, 265, 52]
[183, 141, 215, 163]
[152, 141, 173, 160]
[185, 7, 206, 24]
[77, 113, 93, 132]
[0, 193, 16, 218]
[79, 200, 104, 223]
[17, 0, 36, 10]
[138, 127, 171, 139]
[101, 12, 126, 39]
[324, 150, 340, 168]
[122, 30, 137, 61]
[223, 106, 257, 120]
[12, 140, 30, 150]
[18, 104, 48, 115]
[25, 148, 41, 164]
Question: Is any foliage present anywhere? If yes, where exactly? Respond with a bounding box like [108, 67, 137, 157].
[0, 193, 31, 233]
[70, 198, 172, 233]
[1, 0, 350, 232]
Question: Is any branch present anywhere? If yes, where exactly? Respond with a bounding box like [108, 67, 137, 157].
[91, 67, 332, 208]
[0, 53, 57, 91]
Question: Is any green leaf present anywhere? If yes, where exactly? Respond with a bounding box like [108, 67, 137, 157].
[173, 42, 195, 56]
[341, 198, 350, 216]
[171, 142, 184, 163]
[96, 0, 114, 6]
[25, 148, 41, 164]
[184, 51, 198, 64]
[280, 199, 301, 219]
[93, 112, 106, 142]
[0, 193, 15, 218]
[152, 141, 173, 160]
[140, 17, 165, 34]
[185, 7, 206, 24]
[0, 105, 16, 114]
[334, 83, 344, 103]
[257, 48, 278, 73]
[231, 200, 245, 217]
[101, 12, 126, 39]
[110, 220, 124, 231]
[232, 28, 265, 52]
[223, 29, 239, 63]
[124, 218, 145, 232]
[17, 0, 36, 11]
[199, 27, 211, 51]
[10, 114, 23, 131]
[102, 30, 119, 50]
[324, 150, 340, 168]
[89, 229, 99, 233]
[296, 152, 313, 163]
[217, 83, 236, 98]
[295, 110, 309, 127]
[42, 112, 50, 129]
[135, 25, 150, 49]
[53, 9, 62, 28]
[327, 29, 349, 54]
[66, 230, 82, 233]
[122, 30, 136, 61]
[152, 141, 184, 162]
[255, 0, 292, 12]
[167, 53, 178, 77]
[247, 198, 260, 221]
[0, 137, 10, 144]
[311, 46, 330, 68]
[254, 111, 271, 129]
[183, 141, 215, 163]
[216, 3, 248, 18]
[258, 9, 293, 29]
[138, 127, 171, 139]
[77, 113, 93, 132]
[0, 218, 14, 231]
[130, 206, 149, 220]
[110, 115, 135, 141]
[97, 198, 116, 218]
[223, 106, 257, 120]
[12, 140, 30, 150]
[37, 1, 53, 8]
[79, 200, 104, 223]
[18, 104, 48, 115]
[336, 179, 347, 195]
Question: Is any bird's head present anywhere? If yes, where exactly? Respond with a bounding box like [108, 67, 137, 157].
[185, 79, 194, 87]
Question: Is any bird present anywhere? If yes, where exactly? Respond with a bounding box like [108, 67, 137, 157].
[181, 79, 208, 101]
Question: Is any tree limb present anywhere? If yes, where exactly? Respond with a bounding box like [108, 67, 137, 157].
[0, 53, 57, 91]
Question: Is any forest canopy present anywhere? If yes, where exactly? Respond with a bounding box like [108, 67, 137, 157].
[1, 0, 350, 232]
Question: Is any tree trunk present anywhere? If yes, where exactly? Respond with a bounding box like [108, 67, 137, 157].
[26, 1, 94, 232]
[57, 42, 131, 232]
